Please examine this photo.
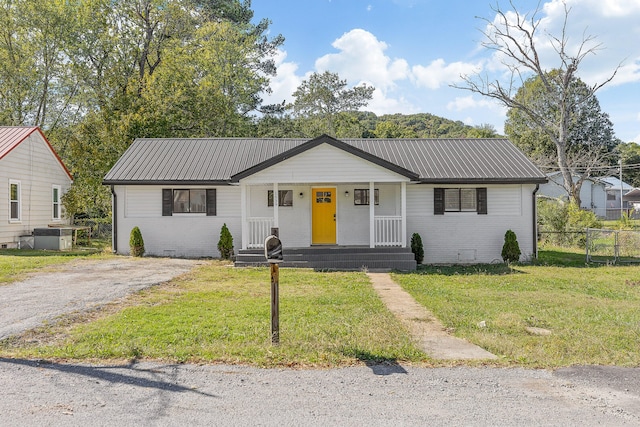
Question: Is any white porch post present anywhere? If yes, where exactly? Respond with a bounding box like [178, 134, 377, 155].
[241, 182, 247, 250]
[369, 181, 375, 248]
[401, 181, 407, 247]
[273, 182, 279, 227]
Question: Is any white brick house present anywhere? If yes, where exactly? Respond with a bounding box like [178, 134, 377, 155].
[104, 135, 547, 267]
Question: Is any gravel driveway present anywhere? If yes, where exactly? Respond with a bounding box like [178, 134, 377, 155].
[0, 257, 201, 340]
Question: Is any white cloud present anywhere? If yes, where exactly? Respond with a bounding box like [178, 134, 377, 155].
[447, 95, 498, 112]
[367, 88, 418, 116]
[315, 29, 410, 91]
[412, 59, 481, 89]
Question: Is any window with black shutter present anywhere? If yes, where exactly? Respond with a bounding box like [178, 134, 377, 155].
[434, 188, 444, 215]
[206, 189, 217, 216]
[434, 187, 487, 215]
[162, 188, 216, 216]
[477, 188, 487, 214]
[162, 189, 173, 216]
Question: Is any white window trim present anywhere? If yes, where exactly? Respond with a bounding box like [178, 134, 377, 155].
[9, 179, 21, 223]
[52, 184, 62, 221]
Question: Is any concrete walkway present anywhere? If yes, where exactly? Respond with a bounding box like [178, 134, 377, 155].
[367, 272, 497, 360]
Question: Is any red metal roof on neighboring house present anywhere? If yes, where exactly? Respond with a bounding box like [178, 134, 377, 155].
[0, 126, 72, 180]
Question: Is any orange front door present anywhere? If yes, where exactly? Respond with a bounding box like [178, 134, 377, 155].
[312, 188, 336, 244]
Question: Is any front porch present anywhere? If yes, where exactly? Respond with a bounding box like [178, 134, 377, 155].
[235, 246, 417, 271]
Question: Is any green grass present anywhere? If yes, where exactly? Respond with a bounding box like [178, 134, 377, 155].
[2, 264, 423, 366]
[0, 243, 112, 285]
[393, 257, 640, 368]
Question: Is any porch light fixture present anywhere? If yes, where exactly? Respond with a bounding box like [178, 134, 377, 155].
[345, 190, 350, 197]
[299, 192, 304, 199]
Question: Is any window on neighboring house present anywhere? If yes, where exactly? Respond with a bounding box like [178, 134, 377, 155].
[353, 189, 379, 206]
[162, 189, 216, 216]
[52, 185, 61, 220]
[607, 192, 616, 201]
[9, 180, 20, 221]
[267, 190, 293, 207]
[434, 188, 487, 215]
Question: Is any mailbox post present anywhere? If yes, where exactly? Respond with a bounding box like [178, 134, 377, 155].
[264, 228, 282, 344]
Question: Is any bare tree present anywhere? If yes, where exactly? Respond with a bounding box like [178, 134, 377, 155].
[454, 0, 620, 204]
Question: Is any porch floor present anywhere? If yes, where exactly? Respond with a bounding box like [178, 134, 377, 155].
[235, 246, 417, 271]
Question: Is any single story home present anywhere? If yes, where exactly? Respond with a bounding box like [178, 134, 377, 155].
[0, 126, 73, 248]
[103, 135, 547, 268]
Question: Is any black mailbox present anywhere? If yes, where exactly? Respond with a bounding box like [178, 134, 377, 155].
[264, 235, 283, 263]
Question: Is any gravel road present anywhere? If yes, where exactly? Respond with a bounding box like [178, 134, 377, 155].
[0, 360, 639, 426]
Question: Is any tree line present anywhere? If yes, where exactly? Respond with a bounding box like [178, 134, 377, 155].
[1, 0, 638, 220]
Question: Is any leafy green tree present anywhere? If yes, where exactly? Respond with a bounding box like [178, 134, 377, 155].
[467, 124, 499, 138]
[505, 71, 618, 206]
[290, 71, 374, 137]
[40, 0, 282, 219]
[617, 142, 640, 187]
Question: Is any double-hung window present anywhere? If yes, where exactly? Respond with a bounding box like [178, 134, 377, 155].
[267, 190, 293, 207]
[9, 180, 20, 222]
[162, 189, 216, 216]
[52, 185, 61, 220]
[353, 189, 379, 206]
[434, 188, 487, 214]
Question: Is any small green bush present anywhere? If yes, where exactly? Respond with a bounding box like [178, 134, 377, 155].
[129, 226, 145, 257]
[410, 232, 424, 264]
[501, 229, 521, 263]
[217, 223, 234, 259]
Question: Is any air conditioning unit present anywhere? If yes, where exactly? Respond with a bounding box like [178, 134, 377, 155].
[33, 228, 73, 251]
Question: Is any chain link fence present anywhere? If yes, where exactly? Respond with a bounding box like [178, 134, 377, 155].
[585, 228, 640, 264]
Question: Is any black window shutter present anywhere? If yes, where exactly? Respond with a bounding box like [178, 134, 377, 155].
[477, 188, 487, 214]
[206, 189, 217, 216]
[162, 189, 173, 216]
[434, 188, 445, 215]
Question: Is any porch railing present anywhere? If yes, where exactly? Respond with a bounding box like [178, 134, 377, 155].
[247, 217, 274, 248]
[375, 215, 402, 247]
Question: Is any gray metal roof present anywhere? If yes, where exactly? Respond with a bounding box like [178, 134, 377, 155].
[103, 136, 547, 185]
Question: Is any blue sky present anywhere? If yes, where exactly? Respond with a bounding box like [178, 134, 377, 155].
[251, 0, 640, 143]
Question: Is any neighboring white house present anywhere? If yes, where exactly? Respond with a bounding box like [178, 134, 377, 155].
[103, 135, 547, 266]
[538, 172, 635, 219]
[538, 172, 608, 217]
[598, 177, 635, 219]
[0, 127, 73, 248]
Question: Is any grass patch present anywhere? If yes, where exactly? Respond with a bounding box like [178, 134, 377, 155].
[0, 246, 112, 285]
[1, 264, 424, 367]
[393, 253, 640, 368]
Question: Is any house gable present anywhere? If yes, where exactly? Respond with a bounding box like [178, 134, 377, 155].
[237, 142, 414, 184]
[0, 127, 72, 180]
[231, 134, 418, 183]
